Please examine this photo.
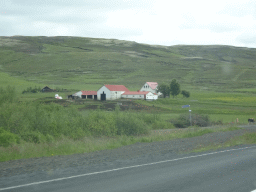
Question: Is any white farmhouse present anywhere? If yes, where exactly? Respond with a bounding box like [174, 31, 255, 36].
[97, 85, 129, 100]
[140, 82, 158, 94]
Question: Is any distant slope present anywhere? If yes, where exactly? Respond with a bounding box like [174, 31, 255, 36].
[0, 36, 256, 91]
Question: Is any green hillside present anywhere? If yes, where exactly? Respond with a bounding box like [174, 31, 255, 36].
[1, 36, 256, 92]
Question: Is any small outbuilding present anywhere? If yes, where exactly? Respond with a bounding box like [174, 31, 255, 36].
[121, 91, 149, 99]
[81, 91, 97, 100]
[121, 91, 158, 100]
[42, 86, 53, 92]
[71, 90, 97, 99]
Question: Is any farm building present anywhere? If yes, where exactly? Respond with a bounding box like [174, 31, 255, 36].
[121, 91, 149, 99]
[71, 91, 97, 99]
[81, 91, 97, 100]
[145, 92, 158, 100]
[140, 82, 158, 94]
[121, 91, 158, 100]
[97, 85, 129, 100]
[42, 86, 53, 92]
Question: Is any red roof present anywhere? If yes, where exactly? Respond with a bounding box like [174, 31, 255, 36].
[81, 91, 97, 95]
[105, 85, 129, 92]
[122, 91, 149, 95]
[146, 82, 158, 90]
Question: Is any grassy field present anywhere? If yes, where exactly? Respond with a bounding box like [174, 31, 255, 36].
[1, 36, 256, 161]
[134, 91, 256, 124]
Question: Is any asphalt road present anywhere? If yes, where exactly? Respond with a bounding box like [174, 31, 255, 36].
[1, 145, 256, 192]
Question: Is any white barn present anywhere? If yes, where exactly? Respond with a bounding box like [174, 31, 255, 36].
[140, 82, 158, 94]
[97, 85, 129, 100]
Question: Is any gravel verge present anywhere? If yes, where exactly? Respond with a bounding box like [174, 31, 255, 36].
[1, 126, 256, 178]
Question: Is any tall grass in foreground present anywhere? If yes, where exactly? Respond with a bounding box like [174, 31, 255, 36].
[0, 126, 245, 162]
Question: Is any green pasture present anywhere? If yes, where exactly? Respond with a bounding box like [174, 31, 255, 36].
[0, 69, 256, 124]
[135, 90, 256, 124]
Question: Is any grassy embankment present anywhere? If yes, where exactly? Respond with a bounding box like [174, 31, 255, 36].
[189, 132, 256, 154]
[0, 125, 243, 162]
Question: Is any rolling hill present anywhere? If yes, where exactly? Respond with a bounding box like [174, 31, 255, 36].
[1, 36, 256, 92]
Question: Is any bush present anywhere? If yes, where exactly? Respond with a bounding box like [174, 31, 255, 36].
[172, 114, 210, 128]
[181, 90, 190, 98]
[22, 86, 41, 94]
[0, 127, 20, 147]
[0, 86, 16, 106]
[86, 110, 117, 136]
[20, 132, 45, 143]
[116, 112, 149, 136]
[211, 120, 223, 125]
[45, 134, 54, 143]
[151, 120, 174, 130]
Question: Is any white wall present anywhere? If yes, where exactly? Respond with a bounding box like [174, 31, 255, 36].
[110, 91, 125, 100]
[97, 86, 111, 100]
[121, 94, 145, 99]
[145, 92, 158, 100]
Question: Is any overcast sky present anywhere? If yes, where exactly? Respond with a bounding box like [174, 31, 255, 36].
[1, 0, 256, 48]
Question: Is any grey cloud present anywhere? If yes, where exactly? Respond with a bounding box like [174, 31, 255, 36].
[236, 32, 256, 46]
[205, 21, 239, 33]
[7, 0, 152, 11]
[1, 0, 152, 28]
[180, 14, 240, 33]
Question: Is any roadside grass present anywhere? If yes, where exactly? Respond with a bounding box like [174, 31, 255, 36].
[187, 132, 256, 154]
[0, 126, 243, 162]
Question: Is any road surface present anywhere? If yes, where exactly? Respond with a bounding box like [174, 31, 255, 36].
[1, 145, 256, 192]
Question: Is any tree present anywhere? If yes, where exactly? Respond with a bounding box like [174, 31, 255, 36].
[170, 79, 180, 98]
[181, 90, 190, 98]
[157, 83, 170, 98]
